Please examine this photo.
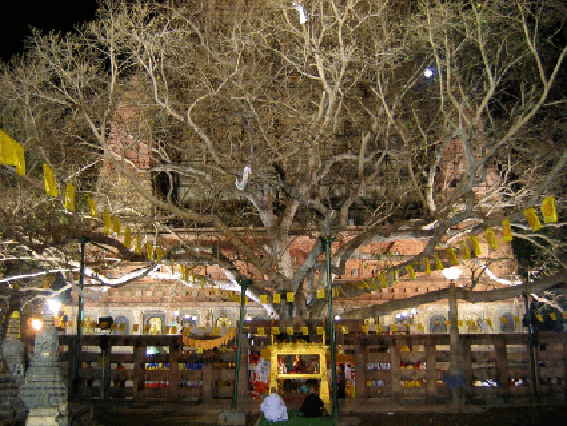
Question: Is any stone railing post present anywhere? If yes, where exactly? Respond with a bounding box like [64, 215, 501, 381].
[390, 337, 401, 401]
[425, 336, 437, 402]
[169, 340, 180, 400]
[133, 341, 145, 403]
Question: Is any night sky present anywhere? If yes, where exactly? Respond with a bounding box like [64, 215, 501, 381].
[0, 1, 99, 62]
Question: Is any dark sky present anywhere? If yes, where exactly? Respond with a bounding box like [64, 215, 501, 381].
[1, 1, 99, 62]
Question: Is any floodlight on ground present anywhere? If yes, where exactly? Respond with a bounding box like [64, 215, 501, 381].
[335, 315, 341, 320]
[424, 67, 435, 78]
[47, 299, 61, 314]
[31, 318, 42, 331]
[442, 267, 461, 281]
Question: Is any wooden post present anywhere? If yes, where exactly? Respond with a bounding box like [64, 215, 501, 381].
[495, 336, 509, 400]
[462, 336, 472, 403]
[67, 337, 78, 397]
[203, 354, 213, 402]
[100, 336, 112, 400]
[425, 337, 437, 402]
[355, 343, 367, 400]
[390, 337, 401, 401]
[169, 341, 180, 400]
[133, 342, 145, 403]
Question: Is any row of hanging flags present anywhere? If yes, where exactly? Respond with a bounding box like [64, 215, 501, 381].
[0, 129, 561, 303]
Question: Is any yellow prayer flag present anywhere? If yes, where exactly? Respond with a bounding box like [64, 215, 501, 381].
[550, 313, 557, 321]
[535, 314, 544, 322]
[201, 277, 205, 290]
[501, 316, 508, 324]
[133, 324, 139, 332]
[485, 227, 499, 250]
[458, 320, 464, 327]
[317, 288, 325, 299]
[523, 208, 542, 232]
[302, 327, 309, 335]
[104, 210, 111, 235]
[459, 241, 470, 259]
[143, 325, 150, 333]
[424, 258, 431, 275]
[287, 327, 294, 335]
[469, 235, 481, 256]
[443, 320, 450, 327]
[501, 219, 512, 243]
[124, 227, 131, 249]
[119, 323, 125, 332]
[317, 326, 325, 335]
[541, 195, 558, 223]
[147, 242, 153, 260]
[135, 234, 141, 255]
[287, 292, 294, 303]
[183, 327, 190, 335]
[514, 316, 520, 324]
[64, 182, 76, 211]
[367, 381, 372, 387]
[260, 295, 268, 304]
[164, 326, 170, 334]
[43, 164, 58, 196]
[376, 324, 383, 333]
[562, 312, 567, 320]
[378, 273, 388, 288]
[110, 323, 117, 331]
[273, 293, 280, 304]
[391, 325, 398, 332]
[362, 325, 368, 333]
[271, 327, 280, 335]
[86, 194, 97, 218]
[156, 247, 164, 263]
[213, 327, 220, 336]
[446, 247, 459, 266]
[0, 129, 25, 175]
[341, 326, 348, 335]
[112, 215, 121, 236]
[405, 265, 416, 280]
[257, 327, 265, 335]
[486, 319, 493, 327]
[418, 323, 424, 332]
[433, 253, 443, 270]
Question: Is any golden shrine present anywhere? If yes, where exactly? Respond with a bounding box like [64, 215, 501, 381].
[269, 342, 330, 413]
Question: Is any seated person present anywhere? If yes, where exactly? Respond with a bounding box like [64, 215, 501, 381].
[300, 393, 326, 418]
[260, 387, 288, 422]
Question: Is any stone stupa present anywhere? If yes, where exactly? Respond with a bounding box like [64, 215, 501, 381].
[20, 312, 68, 426]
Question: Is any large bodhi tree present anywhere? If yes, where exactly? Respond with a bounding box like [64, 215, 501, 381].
[1, 0, 567, 319]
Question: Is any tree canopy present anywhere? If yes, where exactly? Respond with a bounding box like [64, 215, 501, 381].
[1, 0, 567, 319]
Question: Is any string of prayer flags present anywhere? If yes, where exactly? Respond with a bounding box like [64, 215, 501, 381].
[112, 216, 121, 236]
[523, 208, 542, 232]
[43, 164, 58, 196]
[423, 258, 431, 276]
[485, 227, 499, 250]
[87, 194, 97, 218]
[273, 294, 280, 304]
[433, 253, 443, 270]
[124, 227, 131, 249]
[459, 241, 471, 259]
[541, 195, 558, 223]
[469, 235, 481, 256]
[64, 182, 76, 211]
[135, 233, 141, 255]
[147, 241, 153, 260]
[0, 129, 25, 175]
[287, 292, 294, 303]
[104, 210, 111, 235]
[405, 265, 416, 280]
[446, 247, 459, 266]
[501, 219, 512, 243]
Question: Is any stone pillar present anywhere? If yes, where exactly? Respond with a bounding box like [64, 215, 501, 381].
[2, 311, 26, 388]
[0, 317, 27, 423]
[20, 313, 68, 426]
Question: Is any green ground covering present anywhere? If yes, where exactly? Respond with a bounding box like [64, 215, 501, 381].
[258, 410, 335, 426]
